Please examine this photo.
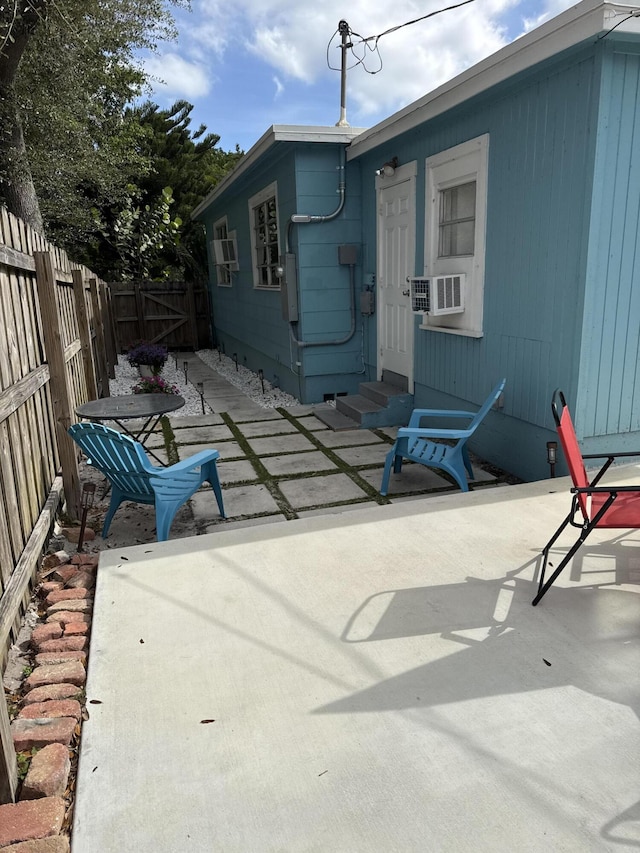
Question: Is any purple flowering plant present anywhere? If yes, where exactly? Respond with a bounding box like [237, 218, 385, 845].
[126, 341, 168, 373]
[132, 375, 179, 395]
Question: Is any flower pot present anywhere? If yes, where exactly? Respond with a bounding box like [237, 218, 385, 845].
[138, 365, 155, 378]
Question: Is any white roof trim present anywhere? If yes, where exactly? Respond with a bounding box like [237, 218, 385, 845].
[348, 0, 640, 159]
[192, 125, 365, 219]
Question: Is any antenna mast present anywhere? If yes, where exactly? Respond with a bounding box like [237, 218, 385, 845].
[335, 20, 351, 127]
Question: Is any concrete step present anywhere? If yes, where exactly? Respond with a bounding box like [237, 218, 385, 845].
[359, 381, 411, 407]
[313, 381, 415, 432]
[335, 394, 384, 426]
[312, 403, 360, 431]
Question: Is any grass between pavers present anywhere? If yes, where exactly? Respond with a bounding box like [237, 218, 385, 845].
[219, 413, 299, 520]
[172, 409, 512, 521]
[159, 416, 179, 466]
[276, 408, 392, 506]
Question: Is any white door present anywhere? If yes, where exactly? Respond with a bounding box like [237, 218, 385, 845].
[377, 164, 416, 387]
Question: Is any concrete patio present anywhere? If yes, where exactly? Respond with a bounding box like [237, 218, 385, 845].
[72, 460, 640, 850]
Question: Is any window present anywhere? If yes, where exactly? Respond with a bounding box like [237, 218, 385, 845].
[212, 217, 234, 286]
[424, 135, 489, 337]
[438, 182, 476, 257]
[249, 182, 280, 290]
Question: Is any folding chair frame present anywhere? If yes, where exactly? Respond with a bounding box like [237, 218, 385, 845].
[532, 389, 640, 605]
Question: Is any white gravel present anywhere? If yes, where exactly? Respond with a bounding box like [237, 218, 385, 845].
[109, 350, 300, 415]
[196, 349, 300, 408]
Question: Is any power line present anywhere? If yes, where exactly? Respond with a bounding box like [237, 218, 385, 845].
[327, 0, 477, 77]
[360, 0, 476, 47]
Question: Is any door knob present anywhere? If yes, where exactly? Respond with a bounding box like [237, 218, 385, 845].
[402, 289, 410, 296]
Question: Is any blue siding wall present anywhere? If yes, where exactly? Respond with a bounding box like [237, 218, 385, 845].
[202, 142, 364, 402]
[579, 42, 640, 447]
[203, 148, 297, 395]
[291, 145, 365, 397]
[354, 45, 601, 480]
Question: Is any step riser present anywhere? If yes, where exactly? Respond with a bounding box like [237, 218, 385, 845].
[381, 370, 409, 392]
[360, 384, 414, 408]
[336, 392, 414, 429]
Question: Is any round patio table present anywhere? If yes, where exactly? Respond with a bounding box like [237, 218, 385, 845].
[75, 393, 185, 466]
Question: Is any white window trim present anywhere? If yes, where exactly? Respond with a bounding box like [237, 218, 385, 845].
[212, 216, 234, 287]
[248, 181, 281, 291]
[422, 134, 489, 337]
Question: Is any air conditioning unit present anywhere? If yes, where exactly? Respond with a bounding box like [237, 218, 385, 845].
[409, 275, 465, 315]
[211, 238, 239, 271]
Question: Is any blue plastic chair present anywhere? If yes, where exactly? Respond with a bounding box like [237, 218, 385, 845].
[69, 422, 225, 541]
[380, 379, 506, 495]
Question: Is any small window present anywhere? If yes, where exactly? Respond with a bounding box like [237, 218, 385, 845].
[438, 182, 476, 257]
[249, 183, 280, 290]
[212, 218, 233, 286]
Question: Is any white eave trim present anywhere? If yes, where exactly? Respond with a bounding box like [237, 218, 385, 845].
[348, 0, 640, 159]
[192, 125, 366, 219]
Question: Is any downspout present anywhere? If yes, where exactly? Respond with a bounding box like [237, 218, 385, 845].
[287, 146, 357, 348]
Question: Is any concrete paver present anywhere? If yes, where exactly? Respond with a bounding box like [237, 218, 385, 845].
[313, 429, 387, 448]
[331, 443, 394, 467]
[261, 451, 340, 476]
[246, 433, 317, 455]
[171, 424, 235, 443]
[167, 413, 225, 428]
[215, 459, 259, 485]
[278, 473, 369, 509]
[233, 420, 299, 437]
[295, 415, 329, 431]
[359, 464, 452, 493]
[191, 482, 281, 520]
[180, 440, 245, 461]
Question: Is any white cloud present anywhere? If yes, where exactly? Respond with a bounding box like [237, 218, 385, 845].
[175, 0, 577, 123]
[148, 0, 580, 144]
[144, 53, 211, 99]
[273, 76, 285, 99]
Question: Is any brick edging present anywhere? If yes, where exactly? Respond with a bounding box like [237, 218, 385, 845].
[0, 549, 98, 851]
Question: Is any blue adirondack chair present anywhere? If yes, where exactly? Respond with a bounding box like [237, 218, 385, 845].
[380, 379, 506, 495]
[68, 422, 225, 541]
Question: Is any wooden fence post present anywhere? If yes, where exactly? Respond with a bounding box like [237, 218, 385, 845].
[89, 278, 110, 398]
[72, 270, 98, 400]
[34, 251, 81, 520]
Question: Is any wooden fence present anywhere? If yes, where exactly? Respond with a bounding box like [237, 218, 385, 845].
[0, 206, 116, 803]
[111, 280, 212, 353]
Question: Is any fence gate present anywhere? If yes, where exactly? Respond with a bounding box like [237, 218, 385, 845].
[111, 281, 211, 352]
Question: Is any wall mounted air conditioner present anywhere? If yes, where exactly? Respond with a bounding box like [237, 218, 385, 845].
[211, 238, 239, 271]
[408, 275, 465, 315]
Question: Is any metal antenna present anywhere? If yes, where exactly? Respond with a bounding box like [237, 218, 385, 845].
[335, 20, 351, 127]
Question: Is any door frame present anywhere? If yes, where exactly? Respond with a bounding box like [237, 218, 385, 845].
[376, 160, 417, 389]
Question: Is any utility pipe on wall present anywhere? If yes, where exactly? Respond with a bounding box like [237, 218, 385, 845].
[287, 147, 357, 348]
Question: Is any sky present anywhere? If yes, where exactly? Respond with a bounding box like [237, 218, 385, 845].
[141, 0, 577, 154]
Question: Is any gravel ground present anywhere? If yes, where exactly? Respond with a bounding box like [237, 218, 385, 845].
[109, 350, 300, 414]
[197, 349, 300, 408]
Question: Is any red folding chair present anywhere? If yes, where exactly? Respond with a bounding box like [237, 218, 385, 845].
[533, 389, 640, 605]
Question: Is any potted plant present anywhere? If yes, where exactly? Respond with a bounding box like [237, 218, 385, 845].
[126, 341, 169, 376]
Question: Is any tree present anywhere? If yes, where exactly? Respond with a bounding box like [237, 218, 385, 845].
[108, 185, 183, 281]
[126, 100, 244, 281]
[0, 0, 185, 231]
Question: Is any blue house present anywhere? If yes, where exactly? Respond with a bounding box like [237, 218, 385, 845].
[193, 0, 640, 482]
